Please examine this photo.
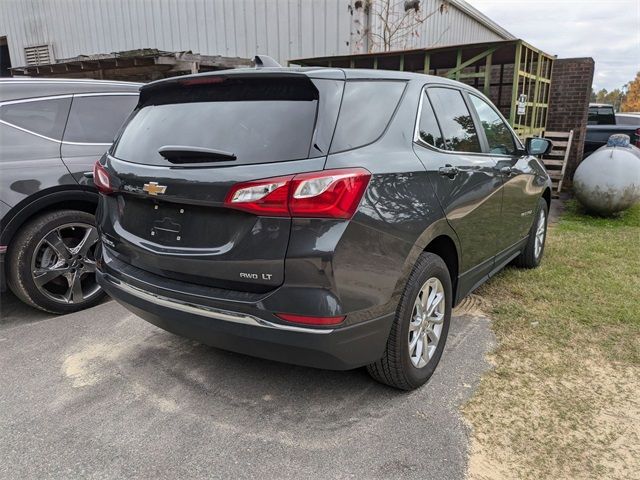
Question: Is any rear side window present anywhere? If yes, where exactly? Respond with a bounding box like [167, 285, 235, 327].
[0, 97, 71, 140]
[427, 88, 481, 153]
[469, 94, 517, 155]
[417, 92, 446, 149]
[113, 76, 327, 166]
[330, 81, 406, 153]
[588, 106, 615, 125]
[64, 95, 138, 143]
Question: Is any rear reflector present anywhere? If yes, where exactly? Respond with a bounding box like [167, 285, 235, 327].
[224, 168, 371, 219]
[93, 160, 114, 194]
[275, 313, 346, 326]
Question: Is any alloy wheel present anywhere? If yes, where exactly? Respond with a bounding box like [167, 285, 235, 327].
[534, 209, 546, 259]
[30, 223, 101, 305]
[408, 277, 445, 368]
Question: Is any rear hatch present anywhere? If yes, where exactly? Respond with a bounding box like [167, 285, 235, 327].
[100, 70, 344, 292]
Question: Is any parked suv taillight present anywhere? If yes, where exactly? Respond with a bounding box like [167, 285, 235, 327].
[224, 168, 371, 219]
[93, 160, 114, 194]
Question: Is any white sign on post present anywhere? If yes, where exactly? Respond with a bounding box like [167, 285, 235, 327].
[517, 93, 527, 116]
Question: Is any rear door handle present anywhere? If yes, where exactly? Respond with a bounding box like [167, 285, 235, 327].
[439, 165, 459, 179]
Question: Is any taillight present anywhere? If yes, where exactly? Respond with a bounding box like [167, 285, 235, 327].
[635, 128, 640, 148]
[93, 160, 114, 194]
[275, 313, 346, 326]
[224, 168, 371, 219]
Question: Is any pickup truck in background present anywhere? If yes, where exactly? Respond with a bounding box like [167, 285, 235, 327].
[584, 103, 640, 156]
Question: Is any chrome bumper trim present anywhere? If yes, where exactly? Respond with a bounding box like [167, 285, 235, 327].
[103, 275, 334, 334]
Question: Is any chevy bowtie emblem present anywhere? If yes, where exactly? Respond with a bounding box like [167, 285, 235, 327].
[143, 182, 167, 196]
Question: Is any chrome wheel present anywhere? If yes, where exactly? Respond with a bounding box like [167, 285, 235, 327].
[408, 277, 445, 368]
[534, 209, 546, 259]
[31, 223, 100, 304]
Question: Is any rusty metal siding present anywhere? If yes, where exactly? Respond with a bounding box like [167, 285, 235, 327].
[0, 0, 510, 68]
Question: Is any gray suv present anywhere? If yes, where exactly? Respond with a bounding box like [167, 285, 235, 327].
[0, 78, 140, 313]
[96, 68, 552, 390]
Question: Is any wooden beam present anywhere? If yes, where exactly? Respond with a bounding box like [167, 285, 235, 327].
[446, 46, 498, 80]
[509, 42, 523, 125]
[483, 52, 492, 96]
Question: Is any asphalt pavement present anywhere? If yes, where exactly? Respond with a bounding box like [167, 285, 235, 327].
[0, 291, 494, 480]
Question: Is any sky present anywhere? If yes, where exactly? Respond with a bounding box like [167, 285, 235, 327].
[468, 0, 640, 91]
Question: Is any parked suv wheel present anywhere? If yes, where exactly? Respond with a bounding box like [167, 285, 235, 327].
[514, 197, 548, 269]
[367, 252, 452, 390]
[7, 210, 104, 314]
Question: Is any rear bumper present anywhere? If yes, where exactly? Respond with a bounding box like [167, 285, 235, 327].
[97, 270, 394, 371]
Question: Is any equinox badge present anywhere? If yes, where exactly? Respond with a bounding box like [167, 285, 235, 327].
[143, 182, 167, 196]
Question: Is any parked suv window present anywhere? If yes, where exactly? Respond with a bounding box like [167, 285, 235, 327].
[330, 81, 405, 153]
[113, 76, 325, 166]
[427, 88, 481, 153]
[0, 97, 71, 140]
[64, 95, 138, 143]
[417, 91, 446, 149]
[469, 94, 517, 155]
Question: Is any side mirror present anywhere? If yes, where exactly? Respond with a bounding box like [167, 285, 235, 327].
[526, 137, 553, 156]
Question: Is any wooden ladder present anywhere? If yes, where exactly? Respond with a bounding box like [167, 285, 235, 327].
[540, 130, 574, 196]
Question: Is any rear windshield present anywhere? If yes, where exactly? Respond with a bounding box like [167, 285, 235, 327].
[112, 76, 328, 166]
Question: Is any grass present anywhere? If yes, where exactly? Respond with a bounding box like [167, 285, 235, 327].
[464, 202, 640, 479]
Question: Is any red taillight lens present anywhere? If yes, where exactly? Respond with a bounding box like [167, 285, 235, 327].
[93, 161, 114, 194]
[289, 168, 371, 218]
[223, 175, 293, 216]
[275, 313, 346, 326]
[224, 168, 371, 219]
[635, 128, 640, 148]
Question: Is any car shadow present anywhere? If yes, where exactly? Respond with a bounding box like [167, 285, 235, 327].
[0, 290, 56, 327]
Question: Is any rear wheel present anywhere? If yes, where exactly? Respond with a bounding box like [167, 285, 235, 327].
[367, 252, 452, 390]
[7, 210, 104, 314]
[514, 197, 548, 269]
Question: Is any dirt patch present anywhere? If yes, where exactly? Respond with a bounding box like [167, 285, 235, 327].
[453, 294, 489, 317]
[464, 337, 640, 479]
[62, 342, 128, 387]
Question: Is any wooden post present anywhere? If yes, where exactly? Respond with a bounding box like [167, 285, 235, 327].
[483, 52, 492, 96]
[509, 42, 522, 126]
[423, 53, 430, 75]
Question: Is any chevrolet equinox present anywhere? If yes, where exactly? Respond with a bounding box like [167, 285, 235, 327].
[95, 68, 552, 390]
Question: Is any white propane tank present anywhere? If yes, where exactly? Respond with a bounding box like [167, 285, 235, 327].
[573, 134, 640, 215]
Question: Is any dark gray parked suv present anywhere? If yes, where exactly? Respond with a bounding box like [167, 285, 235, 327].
[96, 68, 552, 389]
[0, 78, 140, 313]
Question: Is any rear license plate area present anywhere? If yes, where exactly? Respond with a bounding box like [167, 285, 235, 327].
[118, 196, 246, 248]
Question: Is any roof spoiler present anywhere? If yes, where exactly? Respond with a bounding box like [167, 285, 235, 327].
[254, 55, 282, 69]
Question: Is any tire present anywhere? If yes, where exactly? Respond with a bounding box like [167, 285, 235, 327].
[6, 209, 105, 314]
[367, 252, 452, 390]
[513, 197, 548, 269]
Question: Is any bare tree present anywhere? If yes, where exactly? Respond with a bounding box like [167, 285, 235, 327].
[357, 0, 449, 53]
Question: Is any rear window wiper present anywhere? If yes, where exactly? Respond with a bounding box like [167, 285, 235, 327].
[158, 145, 237, 164]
